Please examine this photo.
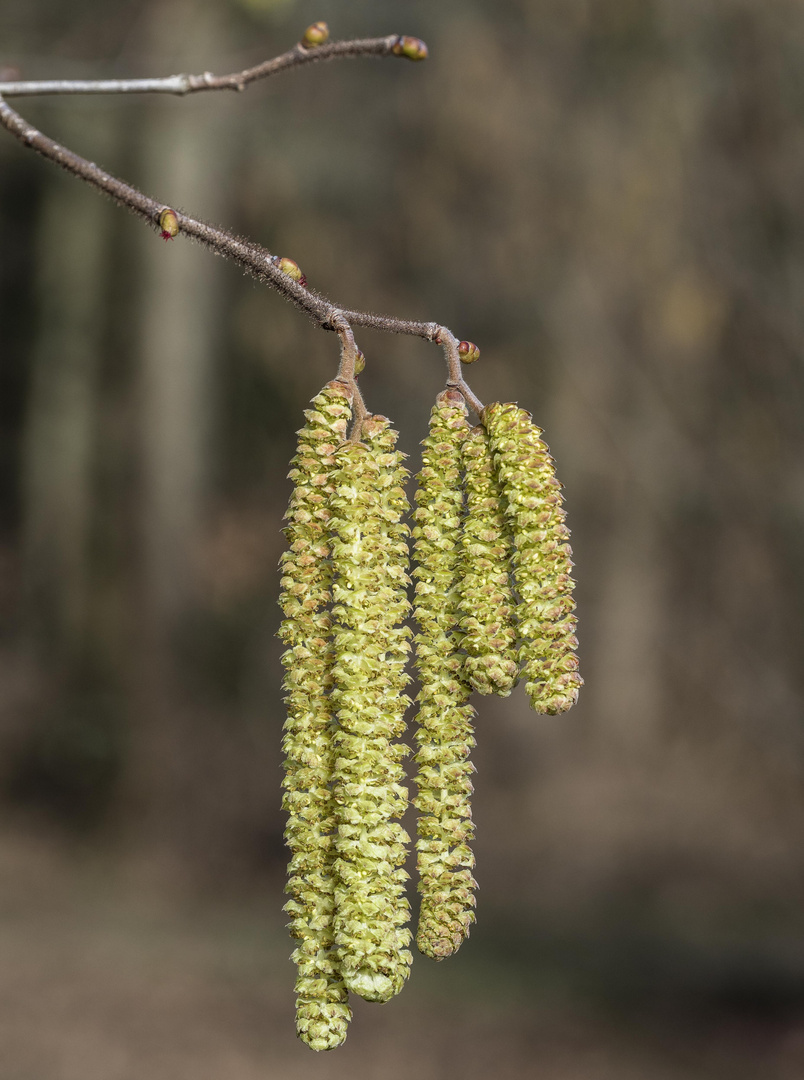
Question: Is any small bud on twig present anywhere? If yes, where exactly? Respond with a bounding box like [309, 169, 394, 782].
[458, 341, 480, 364]
[392, 36, 429, 62]
[301, 22, 330, 49]
[353, 350, 365, 375]
[158, 207, 179, 241]
[278, 256, 307, 287]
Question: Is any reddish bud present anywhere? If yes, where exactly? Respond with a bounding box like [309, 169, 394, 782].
[437, 388, 466, 408]
[302, 21, 329, 48]
[158, 207, 179, 241]
[354, 350, 366, 375]
[277, 257, 305, 285]
[458, 340, 480, 364]
[392, 36, 428, 61]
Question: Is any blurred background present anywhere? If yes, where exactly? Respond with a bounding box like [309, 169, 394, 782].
[1, 0, 804, 1076]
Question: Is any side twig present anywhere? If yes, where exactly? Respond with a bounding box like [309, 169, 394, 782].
[0, 36, 414, 97]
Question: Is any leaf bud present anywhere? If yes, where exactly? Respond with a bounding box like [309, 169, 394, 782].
[302, 22, 329, 48]
[354, 350, 365, 375]
[278, 257, 307, 286]
[392, 36, 429, 61]
[158, 207, 179, 241]
[458, 341, 480, 364]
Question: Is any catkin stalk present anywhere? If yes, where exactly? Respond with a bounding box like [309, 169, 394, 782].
[412, 391, 478, 960]
[460, 423, 519, 696]
[483, 402, 582, 714]
[278, 381, 354, 1050]
[329, 415, 414, 1002]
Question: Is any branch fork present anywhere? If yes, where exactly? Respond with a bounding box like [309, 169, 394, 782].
[0, 24, 484, 418]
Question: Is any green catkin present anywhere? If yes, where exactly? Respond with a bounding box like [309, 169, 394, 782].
[278, 381, 354, 1050]
[459, 424, 519, 696]
[329, 415, 414, 1003]
[483, 402, 582, 714]
[412, 391, 478, 960]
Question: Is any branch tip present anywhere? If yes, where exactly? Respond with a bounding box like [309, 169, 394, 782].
[392, 36, 429, 62]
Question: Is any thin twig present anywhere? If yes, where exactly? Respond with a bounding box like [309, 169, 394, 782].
[0, 36, 408, 97]
[334, 316, 359, 383]
[331, 314, 368, 441]
[456, 380, 485, 417]
[0, 37, 485, 418]
[0, 91, 320, 312]
[441, 330, 464, 386]
[438, 328, 486, 417]
[348, 388, 369, 443]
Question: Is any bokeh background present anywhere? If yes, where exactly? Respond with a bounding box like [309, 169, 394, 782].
[1, 0, 804, 1076]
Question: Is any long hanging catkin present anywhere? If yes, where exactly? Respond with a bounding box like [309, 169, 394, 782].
[278, 381, 353, 1051]
[329, 415, 414, 1003]
[459, 423, 519, 696]
[483, 402, 582, 714]
[412, 391, 478, 960]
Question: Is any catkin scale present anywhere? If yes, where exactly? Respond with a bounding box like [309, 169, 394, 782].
[459, 424, 519, 696]
[329, 416, 414, 1003]
[483, 402, 582, 714]
[412, 392, 478, 960]
[278, 381, 354, 1051]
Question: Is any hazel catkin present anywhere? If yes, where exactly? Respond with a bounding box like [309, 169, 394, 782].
[278, 380, 354, 1051]
[329, 416, 414, 1003]
[459, 423, 519, 696]
[412, 391, 478, 960]
[483, 402, 582, 714]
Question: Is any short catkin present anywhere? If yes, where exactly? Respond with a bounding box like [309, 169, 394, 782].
[459, 423, 519, 696]
[329, 415, 414, 1003]
[278, 381, 354, 1051]
[412, 392, 478, 960]
[483, 402, 582, 714]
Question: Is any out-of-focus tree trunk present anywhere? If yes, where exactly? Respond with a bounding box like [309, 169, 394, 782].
[21, 106, 115, 660]
[137, 0, 230, 648]
[123, 0, 236, 858]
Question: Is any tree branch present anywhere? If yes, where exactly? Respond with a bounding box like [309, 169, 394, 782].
[0, 36, 418, 97]
[0, 31, 484, 416]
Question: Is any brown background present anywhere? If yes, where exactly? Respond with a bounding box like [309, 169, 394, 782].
[1, 1, 804, 1076]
